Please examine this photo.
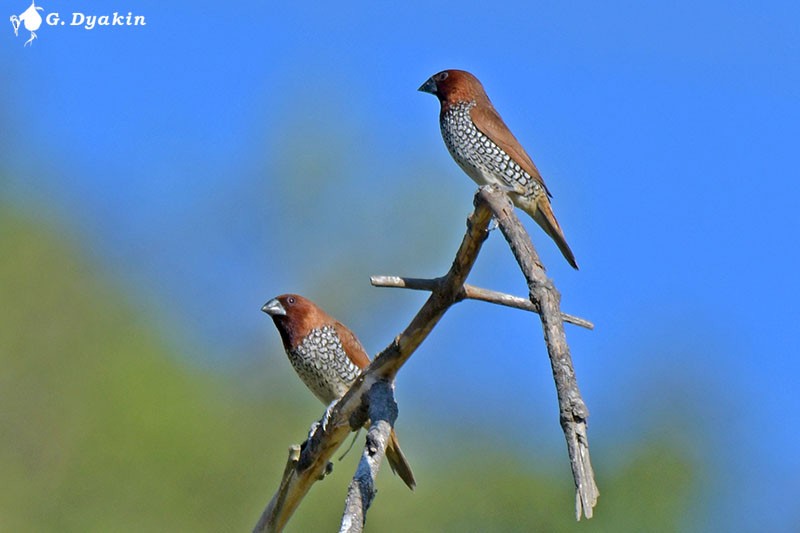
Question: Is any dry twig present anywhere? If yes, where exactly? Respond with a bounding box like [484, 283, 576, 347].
[339, 381, 398, 532]
[480, 188, 599, 519]
[369, 276, 594, 330]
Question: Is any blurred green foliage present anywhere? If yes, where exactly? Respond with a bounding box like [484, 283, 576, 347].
[0, 203, 697, 531]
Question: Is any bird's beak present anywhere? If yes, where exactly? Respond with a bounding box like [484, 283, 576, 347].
[261, 298, 286, 317]
[418, 77, 436, 94]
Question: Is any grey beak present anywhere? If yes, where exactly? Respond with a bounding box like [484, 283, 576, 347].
[261, 298, 286, 316]
[418, 77, 436, 94]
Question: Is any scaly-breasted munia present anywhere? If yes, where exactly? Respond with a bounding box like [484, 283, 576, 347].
[262, 293, 416, 490]
[419, 69, 578, 269]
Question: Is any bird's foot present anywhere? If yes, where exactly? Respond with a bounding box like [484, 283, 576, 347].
[309, 400, 339, 438]
[307, 420, 320, 439]
[497, 182, 526, 196]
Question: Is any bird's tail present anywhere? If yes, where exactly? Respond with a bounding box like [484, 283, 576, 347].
[386, 429, 416, 490]
[520, 196, 579, 270]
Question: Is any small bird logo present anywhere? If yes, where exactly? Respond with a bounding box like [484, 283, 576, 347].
[262, 294, 416, 490]
[419, 69, 579, 269]
[10, 0, 44, 47]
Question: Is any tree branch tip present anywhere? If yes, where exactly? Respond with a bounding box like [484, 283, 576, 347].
[287, 444, 301, 460]
[476, 184, 514, 209]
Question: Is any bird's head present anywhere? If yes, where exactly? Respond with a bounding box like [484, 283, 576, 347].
[418, 69, 486, 105]
[262, 293, 332, 350]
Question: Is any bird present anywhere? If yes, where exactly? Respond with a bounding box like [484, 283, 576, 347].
[419, 69, 579, 269]
[262, 293, 416, 490]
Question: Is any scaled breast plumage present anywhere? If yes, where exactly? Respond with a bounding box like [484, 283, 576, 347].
[287, 324, 360, 404]
[440, 101, 545, 198]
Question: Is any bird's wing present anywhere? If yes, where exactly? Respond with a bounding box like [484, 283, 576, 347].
[334, 322, 371, 369]
[470, 103, 553, 197]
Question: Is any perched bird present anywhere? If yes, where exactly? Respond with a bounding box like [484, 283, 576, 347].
[419, 69, 579, 269]
[262, 293, 416, 490]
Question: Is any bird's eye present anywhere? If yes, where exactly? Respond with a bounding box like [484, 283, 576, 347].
[436, 72, 449, 82]
[287, 296, 296, 305]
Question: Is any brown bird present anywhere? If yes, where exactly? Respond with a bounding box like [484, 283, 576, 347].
[262, 293, 416, 490]
[419, 69, 578, 269]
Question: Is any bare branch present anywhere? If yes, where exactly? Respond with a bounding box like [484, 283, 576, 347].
[339, 381, 398, 533]
[478, 186, 599, 519]
[369, 275, 594, 330]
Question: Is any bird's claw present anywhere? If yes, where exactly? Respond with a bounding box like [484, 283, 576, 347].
[309, 400, 339, 438]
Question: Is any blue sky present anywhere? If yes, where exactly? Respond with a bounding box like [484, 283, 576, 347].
[3, 1, 799, 530]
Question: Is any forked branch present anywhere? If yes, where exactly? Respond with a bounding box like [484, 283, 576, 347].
[253, 185, 597, 532]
